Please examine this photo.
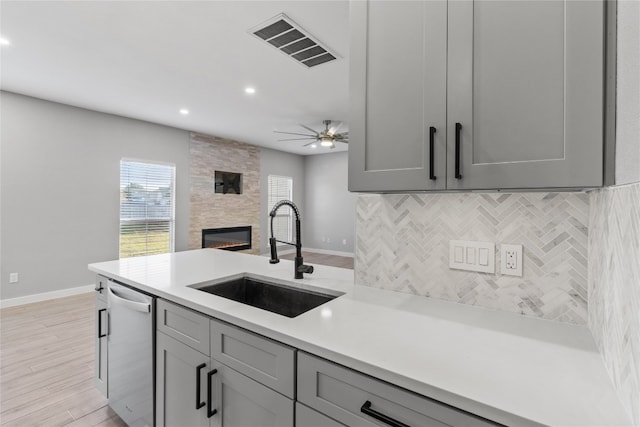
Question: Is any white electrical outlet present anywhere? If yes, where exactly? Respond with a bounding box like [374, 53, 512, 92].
[501, 244, 523, 277]
[449, 240, 495, 273]
[9, 273, 19, 283]
[342, 239, 347, 245]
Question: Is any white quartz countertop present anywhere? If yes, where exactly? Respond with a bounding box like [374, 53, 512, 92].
[89, 249, 631, 426]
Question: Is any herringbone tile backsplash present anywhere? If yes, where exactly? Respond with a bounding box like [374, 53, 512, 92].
[589, 182, 640, 424]
[355, 192, 589, 324]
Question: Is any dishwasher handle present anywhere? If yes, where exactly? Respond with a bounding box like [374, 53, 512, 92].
[108, 286, 151, 313]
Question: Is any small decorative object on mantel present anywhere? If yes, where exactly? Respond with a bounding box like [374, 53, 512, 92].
[214, 171, 242, 194]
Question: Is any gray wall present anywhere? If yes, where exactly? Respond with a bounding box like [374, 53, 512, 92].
[0, 92, 190, 300]
[615, 0, 640, 185]
[259, 147, 305, 254]
[304, 152, 356, 253]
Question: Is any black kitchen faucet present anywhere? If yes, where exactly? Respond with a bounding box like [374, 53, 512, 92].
[268, 200, 314, 279]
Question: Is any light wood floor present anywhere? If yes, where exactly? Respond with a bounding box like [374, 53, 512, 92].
[0, 293, 126, 427]
[279, 251, 354, 270]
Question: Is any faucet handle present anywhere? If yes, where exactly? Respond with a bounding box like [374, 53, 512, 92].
[269, 238, 280, 264]
[297, 264, 314, 274]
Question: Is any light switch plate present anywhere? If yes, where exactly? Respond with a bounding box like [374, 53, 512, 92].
[449, 240, 495, 273]
[501, 244, 523, 277]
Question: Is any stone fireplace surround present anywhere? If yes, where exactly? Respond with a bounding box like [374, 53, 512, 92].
[189, 132, 260, 255]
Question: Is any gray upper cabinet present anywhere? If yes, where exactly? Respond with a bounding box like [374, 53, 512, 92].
[349, 0, 605, 192]
[447, 0, 604, 190]
[349, 0, 447, 191]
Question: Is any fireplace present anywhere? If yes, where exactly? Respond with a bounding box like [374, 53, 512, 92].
[202, 226, 252, 251]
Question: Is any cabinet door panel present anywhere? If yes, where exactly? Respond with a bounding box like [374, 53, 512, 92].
[156, 332, 210, 427]
[212, 364, 294, 427]
[447, 0, 604, 189]
[296, 403, 346, 427]
[473, 1, 565, 164]
[349, 0, 447, 191]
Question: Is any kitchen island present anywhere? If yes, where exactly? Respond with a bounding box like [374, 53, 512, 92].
[89, 249, 631, 426]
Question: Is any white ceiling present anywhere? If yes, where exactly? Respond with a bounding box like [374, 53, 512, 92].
[0, 1, 349, 155]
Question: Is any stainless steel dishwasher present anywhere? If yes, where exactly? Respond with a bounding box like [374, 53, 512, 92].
[108, 281, 154, 427]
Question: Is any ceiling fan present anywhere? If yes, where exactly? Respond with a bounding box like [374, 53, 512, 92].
[274, 120, 348, 149]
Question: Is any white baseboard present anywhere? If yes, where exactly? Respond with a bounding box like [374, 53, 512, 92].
[0, 284, 95, 309]
[303, 248, 355, 258]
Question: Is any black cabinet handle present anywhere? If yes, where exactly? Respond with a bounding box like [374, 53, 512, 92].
[95, 282, 104, 292]
[196, 363, 206, 410]
[429, 126, 437, 180]
[455, 122, 462, 179]
[361, 401, 410, 427]
[98, 309, 107, 338]
[207, 369, 218, 418]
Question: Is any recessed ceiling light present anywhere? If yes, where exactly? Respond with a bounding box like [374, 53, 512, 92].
[245, 87, 256, 94]
[179, 109, 189, 115]
[0, 37, 10, 46]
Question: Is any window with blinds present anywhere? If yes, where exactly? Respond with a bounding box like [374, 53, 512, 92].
[119, 160, 176, 258]
[267, 175, 293, 242]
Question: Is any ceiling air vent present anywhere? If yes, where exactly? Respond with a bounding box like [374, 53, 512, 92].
[249, 14, 338, 68]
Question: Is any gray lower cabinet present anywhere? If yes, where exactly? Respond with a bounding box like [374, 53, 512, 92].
[156, 300, 295, 427]
[156, 332, 210, 427]
[297, 352, 498, 427]
[296, 403, 346, 427]
[211, 318, 295, 399]
[94, 281, 108, 397]
[157, 298, 210, 355]
[211, 363, 294, 427]
[155, 299, 500, 427]
[349, 0, 605, 192]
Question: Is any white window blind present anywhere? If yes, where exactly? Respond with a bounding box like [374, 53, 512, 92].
[120, 160, 176, 258]
[267, 175, 293, 242]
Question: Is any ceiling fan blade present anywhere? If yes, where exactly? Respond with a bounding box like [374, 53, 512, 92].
[273, 130, 316, 137]
[299, 124, 320, 136]
[277, 137, 318, 141]
[303, 142, 318, 147]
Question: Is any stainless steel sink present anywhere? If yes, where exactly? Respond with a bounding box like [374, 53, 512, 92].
[192, 276, 341, 318]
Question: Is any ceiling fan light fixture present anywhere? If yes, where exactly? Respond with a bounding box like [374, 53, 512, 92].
[320, 139, 334, 147]
[310, 143, 317, 148]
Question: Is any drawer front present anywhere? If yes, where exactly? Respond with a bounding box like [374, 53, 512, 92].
[157, 299, 210, 355]
[211, 319, 295, 398]
[298, 352, 498, 427]
[296, 403, 345, 427]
